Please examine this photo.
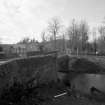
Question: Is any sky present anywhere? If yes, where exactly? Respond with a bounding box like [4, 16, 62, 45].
[0, 0, 105, 44]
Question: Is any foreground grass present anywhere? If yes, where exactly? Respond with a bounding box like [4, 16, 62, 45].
[0, 81, 104, 105]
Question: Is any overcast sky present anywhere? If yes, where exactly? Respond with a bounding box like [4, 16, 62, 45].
[0, 0, 105, 44]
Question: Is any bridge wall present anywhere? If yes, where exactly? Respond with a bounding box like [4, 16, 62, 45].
[0, 55, 57, 95]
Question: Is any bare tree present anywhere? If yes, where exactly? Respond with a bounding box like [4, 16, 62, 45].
[79, 20, 89, 52]
[41, 31, 46, 42]
[17, 37, 37, 44]
[62, 33, 66, 52]
[48, 17, 62, 49]
[92, 28, 97, 53]
[67, 19, 89, 54]
[99, 26, 105, 39]
[99, 17, 105, 38]
[97, 25, 105, 53]
[18, 37, 30, 44]
[67, 19, 80, 54]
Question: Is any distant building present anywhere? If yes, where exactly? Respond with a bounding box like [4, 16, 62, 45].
[12, 44, 26, 57]
[26, 43, 39, 52]
[12, 42, 40, 57]
[0, 44, 13, 53]
[0, 44, 15, 59]
[0, 42, 40, 59]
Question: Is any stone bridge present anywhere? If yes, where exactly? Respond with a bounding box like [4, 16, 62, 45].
[0, 55, 58, 96]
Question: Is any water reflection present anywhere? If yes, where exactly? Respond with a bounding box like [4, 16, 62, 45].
[71, 74, 105, 94]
